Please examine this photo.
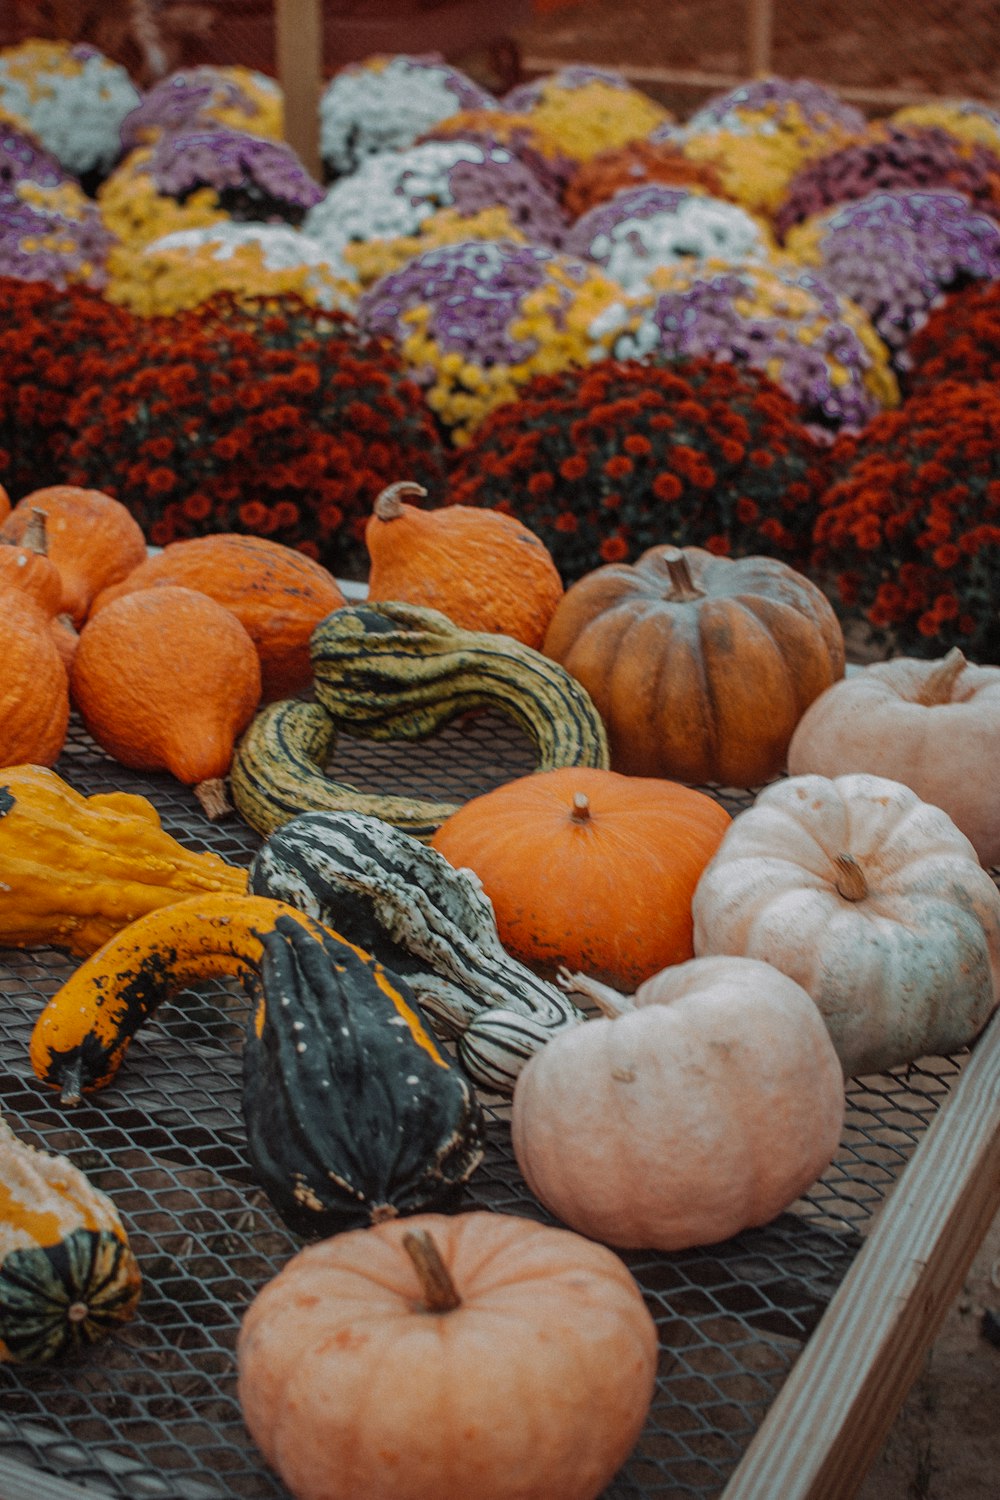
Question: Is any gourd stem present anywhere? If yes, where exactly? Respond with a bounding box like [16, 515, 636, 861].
[195, 778, 231, 821]
[557, 966, 634, 1017]
[59, 1056, 83, 1109]
[373, 480, 428, 521]
[402, 1229, 462, 1313]
[22, 507, 49, 555]
[915, 646, 966, 706]
[833, 852, 869, 902]
[570, 791, 591, 824]
[660, 546, 704, 603]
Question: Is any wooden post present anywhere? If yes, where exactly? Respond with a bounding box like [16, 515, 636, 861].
[745, 0, 774, 77]
[274, 0, 323, 181]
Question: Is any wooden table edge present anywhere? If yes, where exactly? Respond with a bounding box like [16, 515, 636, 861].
[720, 1005, 1000, 1500]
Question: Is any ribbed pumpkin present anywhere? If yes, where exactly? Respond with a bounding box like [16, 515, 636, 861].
[0, 508, 78, 669]
[237, 1210, 658, 1500]
[0, 1115, 142, 1363]
[90, 533, 347, 700]
[543, 544, 846, 787]
[692, 772, 1000, 1077]
[71, 585, 262, 818]
[787, 649, 1000, 869]
[0, 596, 70, 768]
[431, 765, 732, 989]
[0, 486, 148, 628]
[365, 481, 565, 649]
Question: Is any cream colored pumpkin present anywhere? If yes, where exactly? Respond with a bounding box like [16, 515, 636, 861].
[787, 648, 1000, 869]
[692, 772, 1000, 1078]
[511, 955, 844, 1251]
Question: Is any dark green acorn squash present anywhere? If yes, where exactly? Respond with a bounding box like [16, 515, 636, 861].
[243, 914, 486, 1236]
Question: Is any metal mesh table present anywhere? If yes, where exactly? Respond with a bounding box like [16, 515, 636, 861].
[0, 711, 992, 1500]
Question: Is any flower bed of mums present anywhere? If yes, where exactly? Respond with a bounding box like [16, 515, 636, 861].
[447, 355, 831, 581]
[59, 291, 448, 578]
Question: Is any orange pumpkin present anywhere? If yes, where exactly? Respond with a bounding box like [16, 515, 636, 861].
[236, 1210, 658, 1500]
[0, 482, 10, 521]
[0, 597, 70, 767]
[430, 765, 731, 988]
[90, 533, 347, 700]
[365, 481, 565, 649]
[0, 508, 78, 670]
[71, 586, 262, 817]
[511, 955, 845, 1250]
[543, 543, 845, 787]
[0, 486, 147, 628]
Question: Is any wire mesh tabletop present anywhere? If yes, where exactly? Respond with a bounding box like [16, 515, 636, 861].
[0, 711, 984, 1500]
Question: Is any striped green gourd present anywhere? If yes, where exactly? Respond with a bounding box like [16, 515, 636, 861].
[249, 809, 587, 1093]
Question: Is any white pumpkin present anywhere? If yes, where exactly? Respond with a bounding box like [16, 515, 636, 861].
[510, 955, 845, 1251]
[787, 648, 1000, 868]
[692, 771, 1000, 1078]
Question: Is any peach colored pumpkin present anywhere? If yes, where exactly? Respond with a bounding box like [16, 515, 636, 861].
[71, 586, 262, 818]
[511, 955, 844, 1250]
[430, 765, 732, 989]
[0, 486, 147, 628]
[236, 1210, 658, 1500]
[787, 648, 1000, 868]
[692, 772, 1000, 1077]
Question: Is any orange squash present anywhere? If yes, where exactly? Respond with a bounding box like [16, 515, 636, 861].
[0, 482, 10, 521]
[431, 765, 732, 989]
[0, 508, 78, 670]
[0, 597, 70, 768]
[0, 486, 148, 628]
[237, 1210, 658, 1500]
[71, 585, 262, 818]
[90, 534, 347, 700]
[543, 543, 845, 787]
[365, 481, 565, 649]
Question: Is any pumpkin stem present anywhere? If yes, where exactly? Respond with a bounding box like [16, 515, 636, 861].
[915, 647, 967, 706]
[557, 966, 633, 1017]
[660, 546, 703, 603]
[402, 1229, 462, 1313]
[22, 507, 49, 555]
[67, 1300, 90, 1323]
[570, 792, 591, 823]
[833, 852, 869, 902]
[374, 481, 428, 521]
[195, 777, 231, 821]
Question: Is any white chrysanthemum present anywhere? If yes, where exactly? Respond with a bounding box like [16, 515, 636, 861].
[0, 40, 141, 176]
[590, 197, 771, 293]
[319, 55, 496, 175]
[305, 140, 498, 248]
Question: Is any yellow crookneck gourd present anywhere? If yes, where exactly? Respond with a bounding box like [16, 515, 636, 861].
[0, 764, 248, 955]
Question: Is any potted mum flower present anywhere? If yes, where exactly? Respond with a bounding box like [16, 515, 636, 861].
[811, 379, 1000, 661]
[62, 292, 447, 579]
[447, 355, 831, 581]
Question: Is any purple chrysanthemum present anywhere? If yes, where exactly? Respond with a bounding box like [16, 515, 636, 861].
[786, 188, 1000, 360]
[0, 117, 70, 193]
[774, 123, 1000, 239]
[503, 65, 641, 110]
[0, 184, 114, 288]
[119, 66, 282, 153]
[680, 76, 867, 136]
[145, 126, 323, 222]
